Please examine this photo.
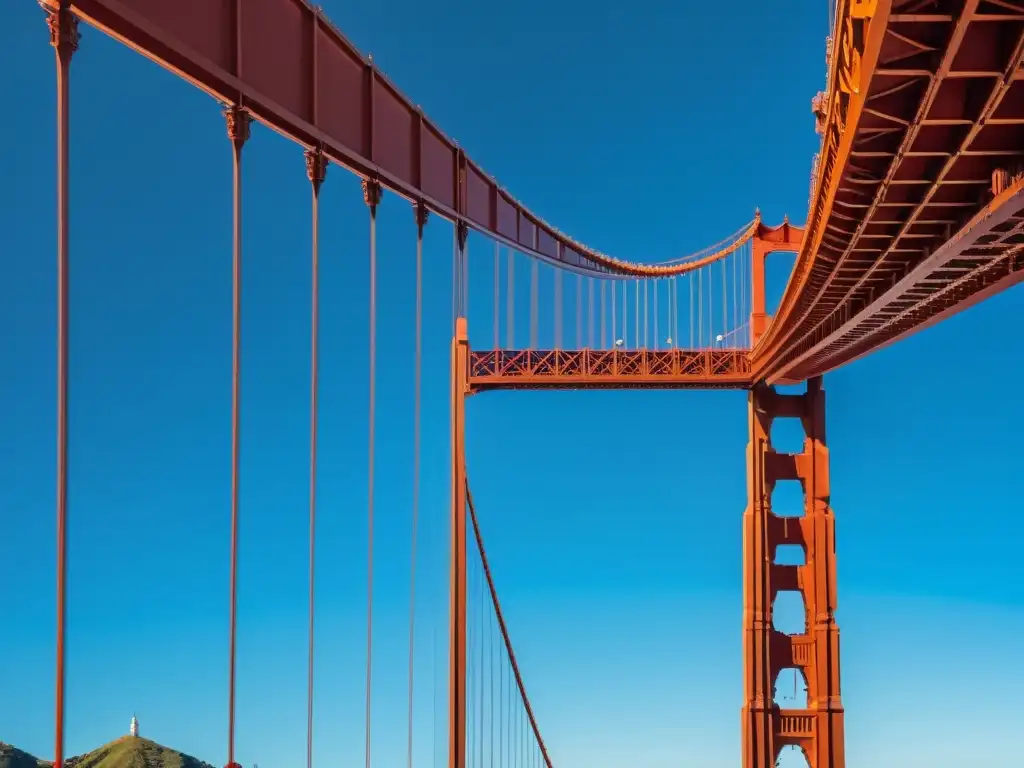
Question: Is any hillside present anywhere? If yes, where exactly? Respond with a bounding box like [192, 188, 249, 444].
[0, 742, 47, 768]
[0, 738, 215, 768]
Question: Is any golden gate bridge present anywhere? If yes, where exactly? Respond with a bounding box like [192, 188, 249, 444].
[14, 0, 1024, 767]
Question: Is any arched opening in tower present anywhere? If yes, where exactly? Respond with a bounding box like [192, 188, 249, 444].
[771, 479, 805, 518]
[762, 249, 798, 319]
[770, 413, 805, 455]
[772, 590, 807, 636]
[774, 544, 806, 566]
[773, 667, 808, 709]
[775, 744, 810, 768]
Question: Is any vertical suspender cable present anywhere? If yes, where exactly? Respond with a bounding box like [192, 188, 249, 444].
[721, 256, 728, 345]
[224, 104, 251, 768]
[575, 275, 582, 348]
[477, 565, 484, 768]
[643, 280, 648, 349]
[508, 662, 514, 768]
[466, 490, 554, 768]
[600, 281, 606, 349]
[463, 238, 470, 322]
[697, 268, 703, 347]
[467, 559, 474, 765]
[489, 603, 494, 768]
[499, 620, 504, 767]
[634, 281, 639, 349]
[745, 243, 751, 346]
[731, 245, 738, 346]
[305, 147, 326, 768]
[606, 280, 614, 346]
[364, 180, 382, 768]
[409, 204, 427, 768]
[507, 251, 515, 349]
[653, 280, 659, 350]
[452, 232, 458, 327]
[587, 279, 594, 349]
[621, 282, 628, 348]
[673, 278, 679, 348]
[745, 242, 751, 347]
[554, 269, 563, 349]
[665, 279, 671, 345]
[709, 263, 715, 345]
[530, 260, 539, 349]
[431, 629, 438, 768]
[493, 243, 500, 350]
[688, 272, 694, 349]
[48, 9, 78, 767]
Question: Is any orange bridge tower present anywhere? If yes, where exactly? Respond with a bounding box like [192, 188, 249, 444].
[741, 378, 845, 768]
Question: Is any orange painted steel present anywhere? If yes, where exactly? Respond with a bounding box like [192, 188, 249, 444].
[758, 0, 1024, 381]
[468, 348, 752, 391]
[782, 176, 1024, 380]
[742, 379, 843, 768]
[43, 0, 750, 280]
[49, 0, 1024, 382]
[449, 319, 469, 768]
[751, 219, 805, 346]
[44, 5, 77, 768]
[29, 1, 1024, 768]
[753, 0, 892, 369]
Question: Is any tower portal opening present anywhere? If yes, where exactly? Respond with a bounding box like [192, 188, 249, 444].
[772, 590, 807, 636]
[771, 479, 805, 518]
[776, 745, 811, 768]
[773, 667, 808, 709]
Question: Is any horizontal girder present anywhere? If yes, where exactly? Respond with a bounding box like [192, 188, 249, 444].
[45, 0, 1024, 383]
[468, 349, 752, 391]
[757, 0, 1024, 381]
[49, 0, 744, 280]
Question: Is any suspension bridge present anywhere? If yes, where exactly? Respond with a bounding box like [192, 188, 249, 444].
[13, 0, 1024, 767]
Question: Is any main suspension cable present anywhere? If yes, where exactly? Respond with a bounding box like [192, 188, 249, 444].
[466, 487, 554, 768]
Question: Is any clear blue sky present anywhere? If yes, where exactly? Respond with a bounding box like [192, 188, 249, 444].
[2, 1, 1022, 767]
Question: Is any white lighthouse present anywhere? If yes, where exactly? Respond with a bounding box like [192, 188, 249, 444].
[130, 714, 139, 738]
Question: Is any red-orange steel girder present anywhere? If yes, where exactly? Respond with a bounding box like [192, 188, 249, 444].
[759, 0, 1024, 381]
[449, 319, 469, 768]
[752, 0, 891, 369]
[468, 349, 753, 391]
[742, 380, 844, 768]
[777, 177, 1024, 381]
[44, 0, 737, 280]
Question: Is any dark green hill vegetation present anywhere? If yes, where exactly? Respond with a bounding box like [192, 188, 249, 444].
[0, 742, 48, 768]
[0, 738, 214, 768]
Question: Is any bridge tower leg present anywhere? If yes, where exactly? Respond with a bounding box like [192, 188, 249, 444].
[448, 317, 470, 768]
[750, 217, 804, 347]
[741, 378, 844, 768]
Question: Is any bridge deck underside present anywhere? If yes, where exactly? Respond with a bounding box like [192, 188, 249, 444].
[468, 349, 752, 390]
[774, 0, 1024, 380]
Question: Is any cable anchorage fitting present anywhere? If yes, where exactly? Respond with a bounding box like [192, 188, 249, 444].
[414, 201, 430, 231]
[362, 178, 383, 214]
[223, 105, 251, 150]
[305, 147, 327, 191]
